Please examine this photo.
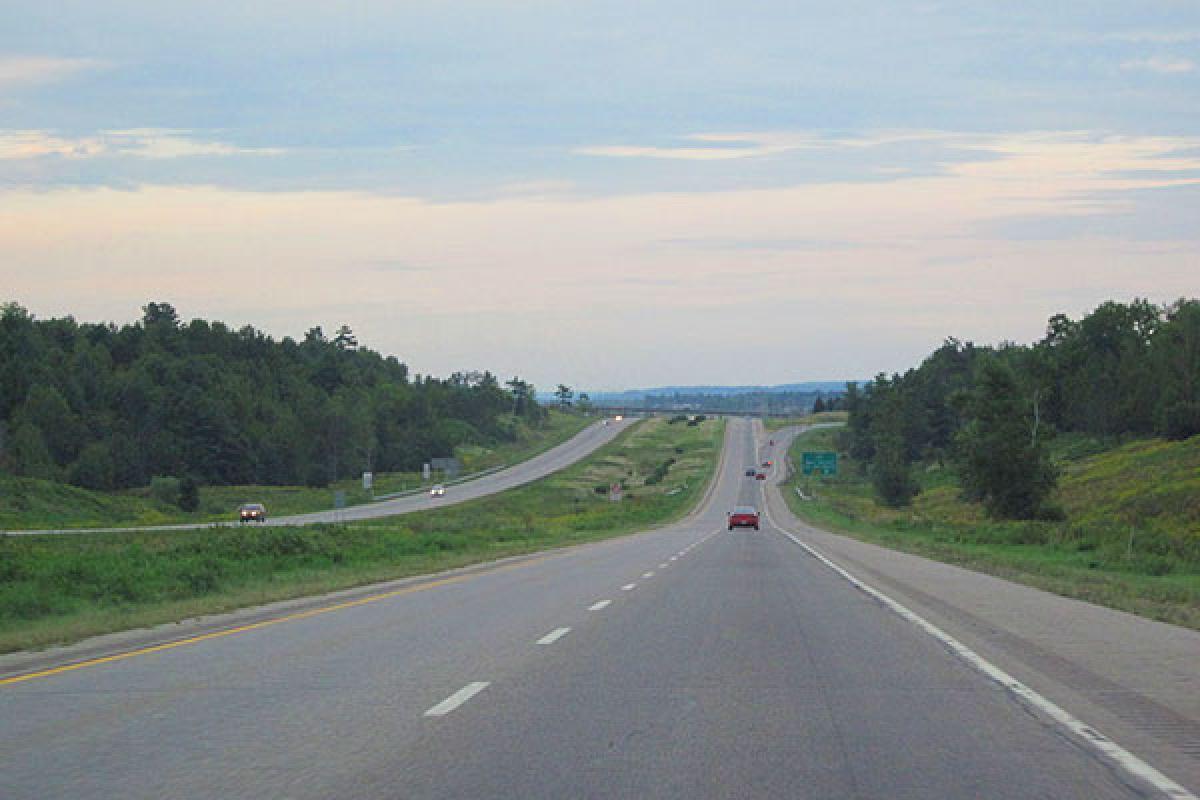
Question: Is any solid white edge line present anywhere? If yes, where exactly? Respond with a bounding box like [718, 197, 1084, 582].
[588, 600, 611, 611]
[774, 527, 1196, 800]
[423, 681, 490, 717]
[536, 627, 571, 645]
[622, 583, 636, 591]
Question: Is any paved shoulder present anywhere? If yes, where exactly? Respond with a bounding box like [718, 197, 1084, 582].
[763, 438, 1200, 795]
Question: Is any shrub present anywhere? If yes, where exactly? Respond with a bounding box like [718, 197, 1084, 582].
[644, 457, 676, 486]
[150, 475, 182, 506]
[872, 452, 919, 508]
[178, 476, 200, 512]
[1163, 402, 1200, 441]
[70, 442, 116, 491]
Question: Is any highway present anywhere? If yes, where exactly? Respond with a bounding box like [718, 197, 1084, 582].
[1, 416, 636, 535]
[1, 418, 1195, 798]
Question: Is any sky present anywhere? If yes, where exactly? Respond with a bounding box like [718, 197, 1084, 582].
[2, 1, 1198, 391]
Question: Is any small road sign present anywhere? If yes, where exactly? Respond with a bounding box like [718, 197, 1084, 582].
[801, 451, 838, 475]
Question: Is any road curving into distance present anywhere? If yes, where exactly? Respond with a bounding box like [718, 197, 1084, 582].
[1, 416, 636, 536]
[2, 417, 1195, 798]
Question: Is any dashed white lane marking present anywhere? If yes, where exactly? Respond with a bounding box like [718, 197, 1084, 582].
[658, 563, 669, 569]
[774, 528, 1197, 800]
[423, 682, 490, 717]
[669, 556, 678, 561]
[536, 627, 571, 645]
[642, 571, 654, 578]
[622, 583, 636, 591]
[588, 600, 611, 611]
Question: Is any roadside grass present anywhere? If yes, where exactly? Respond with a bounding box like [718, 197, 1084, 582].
[765, 412, 847, 431]
[0, 410, 591, 531]
[782, 427, 1200, 629]
[0, 416, 723, 653]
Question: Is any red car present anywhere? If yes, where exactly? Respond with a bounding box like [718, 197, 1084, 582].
[755, 472, 766, 480]
[727, 506, 760, 531]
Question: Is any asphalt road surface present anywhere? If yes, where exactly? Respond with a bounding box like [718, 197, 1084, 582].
[2, 416, 635, 535]
[0, 418, 1191, 798]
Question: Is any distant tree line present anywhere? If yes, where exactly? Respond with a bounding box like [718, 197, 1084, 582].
[0, 302, 547, 490]
[811, 394, 844, 413]
[839, 298, 1200, 518]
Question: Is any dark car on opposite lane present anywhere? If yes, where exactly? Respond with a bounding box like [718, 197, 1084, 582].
[238, 503, 267, 523]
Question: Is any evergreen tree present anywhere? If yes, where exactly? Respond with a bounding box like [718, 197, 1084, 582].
[869, 378, 919, 507]
[954, 360, 1057, 519]
[1152, 299, 1200, 440]
[9, 421, 58, 480]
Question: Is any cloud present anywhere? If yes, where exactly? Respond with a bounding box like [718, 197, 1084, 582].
[575, 144, 778, 161]
[1120, 56, 1196, 74]
[575, 132, 822, 161]
[1101, 31, 1200, 44]
[0, 56, 107, 90]
[574, 130, 974, 162]
[102, 129, 286, 159]
[657, 237, 863, 252]
[0, 131, 106, 159]
[0, 129, 285, 160]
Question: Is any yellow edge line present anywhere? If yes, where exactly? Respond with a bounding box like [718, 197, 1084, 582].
[1, 555, 549, 687]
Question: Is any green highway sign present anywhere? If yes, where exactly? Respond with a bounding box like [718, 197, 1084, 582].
[801, 451, 838, 475]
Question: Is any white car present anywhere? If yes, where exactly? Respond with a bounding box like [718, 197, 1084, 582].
[429, 484, 446, 497]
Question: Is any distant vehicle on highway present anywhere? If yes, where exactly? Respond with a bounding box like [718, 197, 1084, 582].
[762, 460, 772, 467]
[745, 467, 757, 477]
[429, 484, 446, 497]
[238, 503, 267, 523]
[755, 472, 766, 480]
[727, 506, 760, 531]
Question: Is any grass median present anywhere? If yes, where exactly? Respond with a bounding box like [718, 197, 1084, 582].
[782, 426, 1200, 630]
[0, 416, 724, 654]
[764, 411, 846, 431]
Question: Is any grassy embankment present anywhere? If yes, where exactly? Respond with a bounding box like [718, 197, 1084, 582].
[763, 412, 848, 431]
[782, 426, 1200, 629]
[0, 416, 723, 653]
[0, 410, 591, 530]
